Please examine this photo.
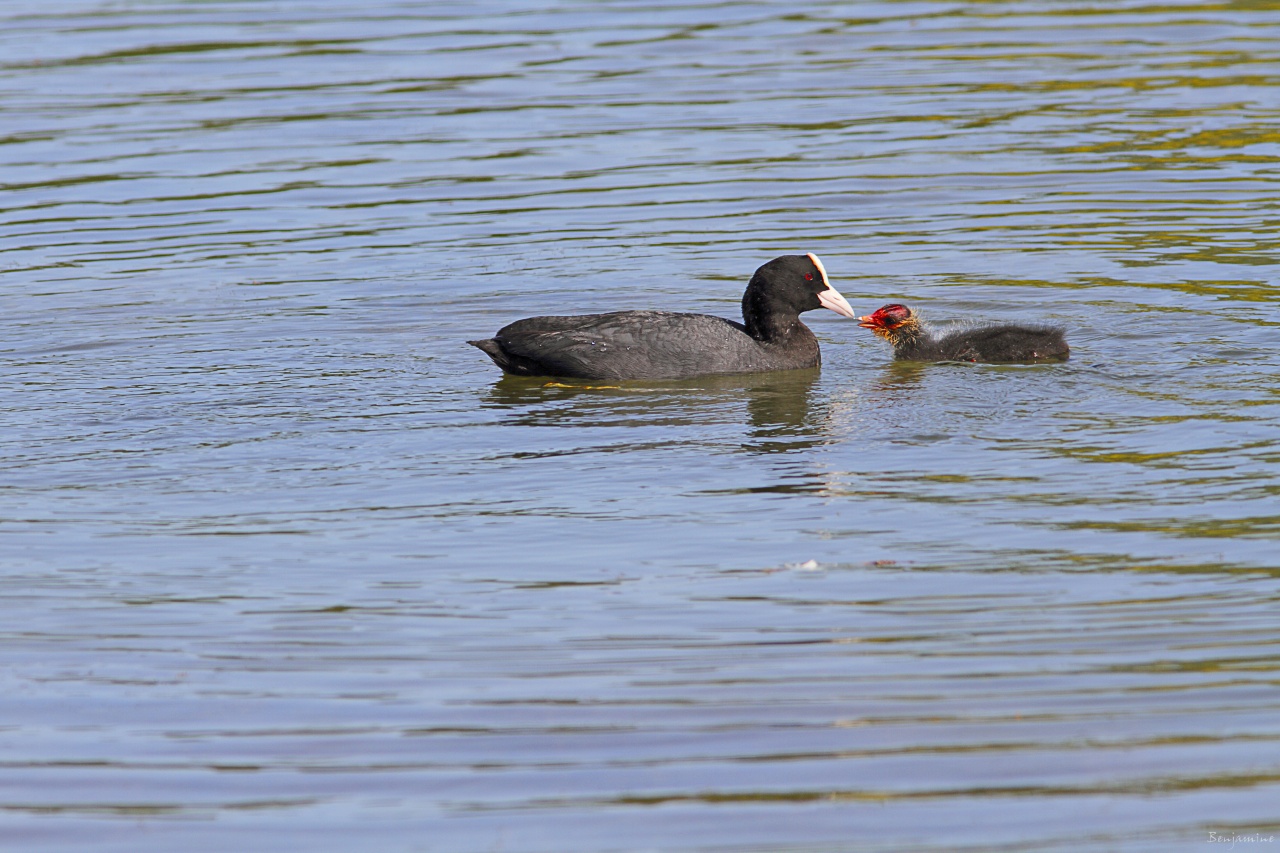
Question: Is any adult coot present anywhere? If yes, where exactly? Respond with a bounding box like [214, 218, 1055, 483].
[858, 303, 1069, 363]
[469, 254, 856, 380]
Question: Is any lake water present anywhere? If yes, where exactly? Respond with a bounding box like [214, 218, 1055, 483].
[3, 1, 1279, 850]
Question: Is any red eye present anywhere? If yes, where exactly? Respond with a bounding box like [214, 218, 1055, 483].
[804, 273, 813, 281]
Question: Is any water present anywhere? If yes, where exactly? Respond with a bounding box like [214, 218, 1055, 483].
[3, 1, 1279, 850]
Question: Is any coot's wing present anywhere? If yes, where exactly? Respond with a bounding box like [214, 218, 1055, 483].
[494, 311, 761, 380]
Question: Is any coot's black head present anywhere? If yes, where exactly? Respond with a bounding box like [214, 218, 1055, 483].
[742, 253, 855, 338]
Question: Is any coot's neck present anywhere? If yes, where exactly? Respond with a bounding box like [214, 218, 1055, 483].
[884, 318, 928, 358]
[741, 280, 804, 342]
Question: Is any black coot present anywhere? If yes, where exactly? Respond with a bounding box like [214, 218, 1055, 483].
[858, 303, 1069, 363]
[469, 254, 856, 380]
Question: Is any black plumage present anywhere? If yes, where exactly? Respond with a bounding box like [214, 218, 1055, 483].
[469, 254, 856, 380]
[858, 303, 1069, 363]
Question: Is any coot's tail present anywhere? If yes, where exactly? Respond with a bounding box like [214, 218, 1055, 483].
[468, 338, 508, 368]
[468, 339, 542, 376]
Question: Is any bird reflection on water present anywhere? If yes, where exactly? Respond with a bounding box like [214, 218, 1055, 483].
[480, 368, 830, 455]
[739, 369, 828, 454]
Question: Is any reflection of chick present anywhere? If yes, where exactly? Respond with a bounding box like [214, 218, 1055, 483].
[858, 304, 1069, 363]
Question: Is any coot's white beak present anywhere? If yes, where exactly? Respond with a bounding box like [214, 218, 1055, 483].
[807, 252, 857, 319]
[817, 287, 856, 319]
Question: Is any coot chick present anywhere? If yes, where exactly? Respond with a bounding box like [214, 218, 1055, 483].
[858, 303, 1069, 363]
[469, 254, 856, 380]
